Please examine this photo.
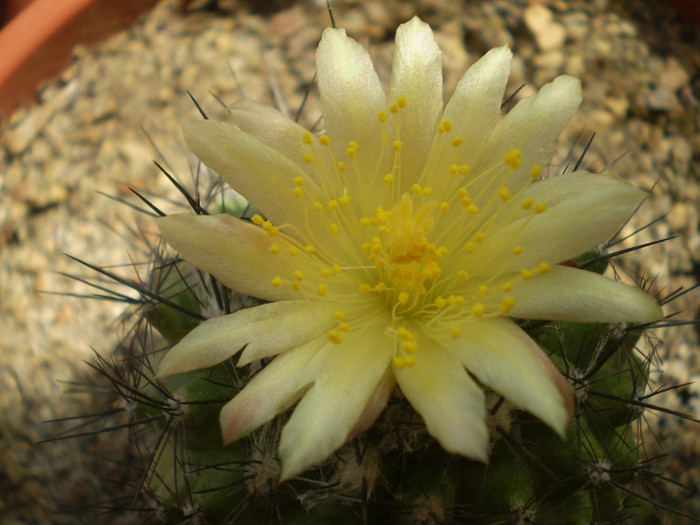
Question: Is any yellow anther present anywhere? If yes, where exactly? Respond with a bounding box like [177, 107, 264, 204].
[465, 242, 476, 254]
[535, 203, 547, 214]
[457, 187, 469, 198]
[264, 221, 279, 237]
[451, 137, 464, 147]
[424, 187, 434, 196]
[304, 245, 316, 255]
[521, 198, 534, 209]
[538, 262, 551, 274]
[500, 296, 517, 314]
[290, 281, 301, 292]
[319, 135, 331, 146]
[435, 297, 446, 308]
[411, 184, 423, 196]
[397, 95, 407, 107]
[451, 326, 462, 339]
[346, 148, 357, 159]
[498, 187, 511, 200]
[313, 201, 324, 212]
[521, 269, 534, 279]
[436, 246, 449, 257]
[402, 341, 417, 353]
[393, 357, 406, 369]
[251, 214, 264, 225]
[397, 328, 414, 341]
[303, 153, 313, 163]
[302, 131, 312, 145]
[329, 223, 339, 235]
[317, 284, 328, 296]
[293, 270, 304, 281]
[467, 204, 479, 215]
[404, 356, 415, 366]
[504, 148, 522, 170]
[359, 218, 372, 227]
[269, 244, 280, 254]
[475, 232, 485, 243]
[348, 141, 358, 150]
[378, 225, 390, 234]
[293, 187, 303, 198]
[327, 199, 338, 210]
[271, 276, 283, 287]
[337, 161, 347, 172]
[339, 195, 350, 205]
[332, 264, 342, 274]
[338, 323, 351, 333]
[438, 119, 453, 134]
[530, 164, 543, 178]
[471, 303, 485, 317]
[334, 311, 346, 322]
[513, 246, 523, 256]
[502, 282, 513, 292]
[452, 295, 466, 306]
[378, 110, 388, 122]
[478, 285, 489, 296]
[457, 270, 469, 281]
[359, 284, 371, 294]
[389, 103, 399, 114]
[320, 269, 331, 279]
[398, 292, 409, 305]
[383, 173, 394, 184]
[288, 246, 298, 256]
[458, 165, 470, 175]
[449, 164, 459, 175]
[374, 282, 387, 293]
[393, 140, 403, 151]
[293, 176, 304, 186]
[439, 202, 449, 213]
[328, 330, 343, 344]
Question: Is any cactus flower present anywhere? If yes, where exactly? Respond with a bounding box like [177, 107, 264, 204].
[156, 17, 663, 480]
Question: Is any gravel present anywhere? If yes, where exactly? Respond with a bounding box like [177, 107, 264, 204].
[0, 0, 697, 522]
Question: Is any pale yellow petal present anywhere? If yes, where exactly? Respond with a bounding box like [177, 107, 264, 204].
[158, 213, 297, 302]
[227, 99, 321, 179]
[439, 45, 512, 168]
[389, 16, 443, 186]
[220, 336, 327, 444]
[181, 120, 314, 229]
[347, 366, 396, 441]
[316, 26, 388, 181]
[394, 339, 489, 462]
[472, 172, 646, 272]
[447, 317, 574, 437]
[278, 325, 392, 480]
[156, 301, 333, 378]
[470, 75, 582, 193]
[509, 265, 663, 323]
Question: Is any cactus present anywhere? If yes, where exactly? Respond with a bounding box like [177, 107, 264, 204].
[49, 14, 698, 525]
[59, 186, 674, 524]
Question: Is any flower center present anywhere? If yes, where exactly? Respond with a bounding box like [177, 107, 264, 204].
[255, 96, 554, 368]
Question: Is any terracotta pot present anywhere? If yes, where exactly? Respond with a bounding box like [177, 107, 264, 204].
[0, 0, 159, 119]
